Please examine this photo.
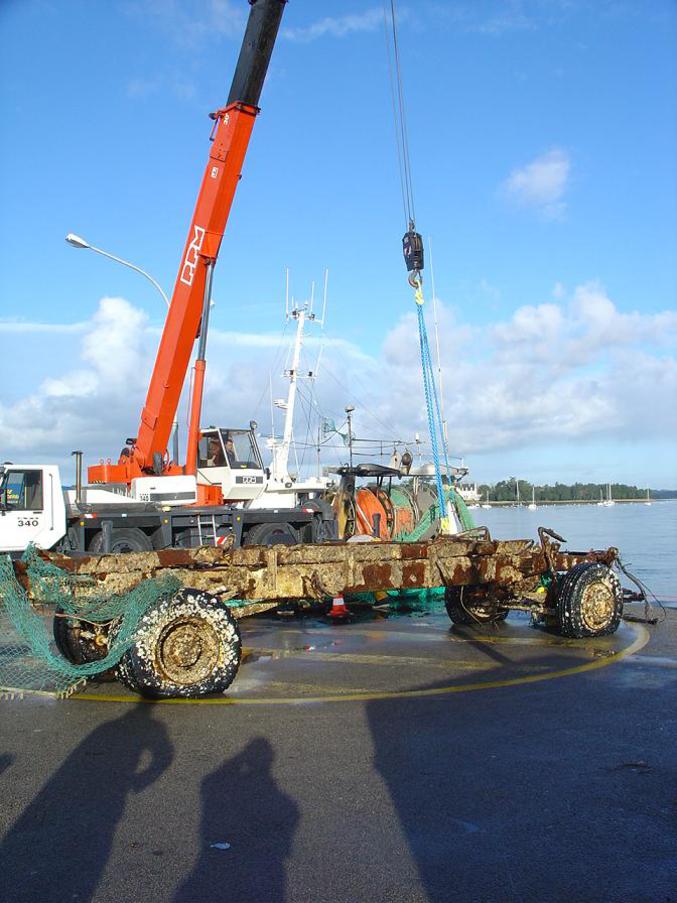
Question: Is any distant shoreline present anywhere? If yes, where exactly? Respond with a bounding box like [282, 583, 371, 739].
[471, 498, 670, 507]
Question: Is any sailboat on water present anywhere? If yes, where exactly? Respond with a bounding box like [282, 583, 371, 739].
[528, 487, 537, 511]
[598, 484, 615, 507]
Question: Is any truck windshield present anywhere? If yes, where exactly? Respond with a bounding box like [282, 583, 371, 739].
[0, 469, 43, 510]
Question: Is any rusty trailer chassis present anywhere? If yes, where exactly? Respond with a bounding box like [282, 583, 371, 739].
[28, 529, 619, 620]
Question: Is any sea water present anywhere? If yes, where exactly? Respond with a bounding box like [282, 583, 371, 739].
[472, 500, 677, 603]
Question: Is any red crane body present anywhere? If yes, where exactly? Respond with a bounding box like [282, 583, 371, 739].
[88, 0, 286, 493]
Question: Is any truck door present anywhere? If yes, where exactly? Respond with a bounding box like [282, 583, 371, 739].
[0, 467, 64, 552]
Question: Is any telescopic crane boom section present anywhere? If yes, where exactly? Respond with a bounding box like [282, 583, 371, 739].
[88, 0, 287, 487]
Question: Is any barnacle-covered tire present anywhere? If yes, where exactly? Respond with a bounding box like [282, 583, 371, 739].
[115, 589, 241, 698]
[444, 587, 509, 626]
[556, 562, 622, 638]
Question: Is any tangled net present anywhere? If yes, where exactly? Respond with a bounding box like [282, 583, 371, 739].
[0, 546, 180, 697]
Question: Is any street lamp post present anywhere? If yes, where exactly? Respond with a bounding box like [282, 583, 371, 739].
[65, 233, 170, 307]
[65, 231, 179, 459]
[345, 405, 355, 469]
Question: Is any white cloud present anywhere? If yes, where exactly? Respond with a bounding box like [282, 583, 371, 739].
[0, 320, 86, 334]
[503, 148, 571, 218]
[282, 9, 383, 42]
[1, 285, 675, 481]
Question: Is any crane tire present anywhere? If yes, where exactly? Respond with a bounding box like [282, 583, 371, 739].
[88, 527, 153, 554]
[556, 562, 622, 638]
[243, 521, 299, 547]
[444, 586, 509, 626]
[115, 589, 241, 699]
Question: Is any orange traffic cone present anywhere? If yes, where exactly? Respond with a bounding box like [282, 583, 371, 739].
[328, 593, 351, 620]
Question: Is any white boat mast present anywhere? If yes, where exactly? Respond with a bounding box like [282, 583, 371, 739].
[269, 270, 327, 484]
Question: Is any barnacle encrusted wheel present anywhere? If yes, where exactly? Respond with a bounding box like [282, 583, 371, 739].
[556, 562, 623, 638]
[116, 589, 241, 698]
[444, 586, 509, 625]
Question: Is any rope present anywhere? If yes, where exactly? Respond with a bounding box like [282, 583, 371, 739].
[413, 282, 448, 531]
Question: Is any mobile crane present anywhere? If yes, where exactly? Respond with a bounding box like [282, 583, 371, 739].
[0, 0, 336, 557]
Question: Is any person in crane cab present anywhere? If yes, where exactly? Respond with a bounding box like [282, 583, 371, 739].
[207, 437, 226, 467]
[223, 434, 237, 466]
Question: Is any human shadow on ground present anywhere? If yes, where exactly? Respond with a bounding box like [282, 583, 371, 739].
[0, 703, 172, 903]
[175, 737, 299, 903]
[0, 754, 13, 778]
[365, 618, 677, 902]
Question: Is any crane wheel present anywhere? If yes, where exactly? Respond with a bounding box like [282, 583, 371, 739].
[444, 586, 509, 626]
[556, 562, 622, 638]
[115, 589, 241, 698]
[243, 522, 299, 547]
[88, 527, 153, 554]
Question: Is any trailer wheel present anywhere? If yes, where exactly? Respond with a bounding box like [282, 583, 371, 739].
[444, 587, 509, 626]
[243, 521, 299, 547]
[556, 562, 622, 638]
[53, 611, 116, 673]
[88, 527, 153, 554]
[115, 589, 241, 698]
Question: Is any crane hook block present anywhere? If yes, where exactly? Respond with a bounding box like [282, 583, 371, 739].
[402, 229, 424, 274]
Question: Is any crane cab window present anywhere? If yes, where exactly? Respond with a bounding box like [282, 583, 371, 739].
[198, 430, 262, 470]
[0, 469, 43, 510]
[198, 435, 227, 468]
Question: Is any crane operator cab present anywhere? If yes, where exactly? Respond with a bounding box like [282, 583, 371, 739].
[197, 426, 266, 503]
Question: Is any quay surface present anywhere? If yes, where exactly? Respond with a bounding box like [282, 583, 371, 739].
[1, 606, 675, 902]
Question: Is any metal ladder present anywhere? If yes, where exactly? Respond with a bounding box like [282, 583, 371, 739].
[196, 513, 219, 547]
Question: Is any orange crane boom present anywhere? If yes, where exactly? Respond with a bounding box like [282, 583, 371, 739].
[89, 0, 287, 487]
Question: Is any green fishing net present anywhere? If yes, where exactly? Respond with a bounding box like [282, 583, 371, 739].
[394, 486, 475, 541]
[0, 546, 180, 698]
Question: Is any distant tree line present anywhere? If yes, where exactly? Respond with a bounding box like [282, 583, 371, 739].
[473, 479, 662, 502]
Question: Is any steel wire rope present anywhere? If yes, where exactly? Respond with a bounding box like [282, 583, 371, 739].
[382, 3, 409, 230]
[383, 0, 416, 228]
[294, 381, 316, 476]
[250, 316, 292, 427]
[319, 356, 397, 438]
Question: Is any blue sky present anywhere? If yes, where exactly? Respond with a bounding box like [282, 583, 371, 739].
[1, 0, 676, 487]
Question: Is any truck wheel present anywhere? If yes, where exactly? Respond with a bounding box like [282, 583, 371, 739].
[243, 521, 299, 547]
[556, 562, 622, 638]
[444, 587, 509, 625]
[115, 589, 241, 698]
[88, 527, 153, 554]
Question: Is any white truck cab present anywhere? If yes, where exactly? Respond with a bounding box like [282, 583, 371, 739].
[197, 427, 266, 503]
[0, 464, 67, 553]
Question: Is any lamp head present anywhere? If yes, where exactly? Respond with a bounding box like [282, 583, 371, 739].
[65, 233, 90, 249]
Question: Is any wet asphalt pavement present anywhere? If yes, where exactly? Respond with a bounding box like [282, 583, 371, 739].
[1, 607, 676, 903]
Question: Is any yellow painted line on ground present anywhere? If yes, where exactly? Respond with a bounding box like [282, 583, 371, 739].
[68, 624, 649, 707]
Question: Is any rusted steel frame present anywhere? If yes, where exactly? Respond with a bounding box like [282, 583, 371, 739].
[16, 538, 618, 610]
